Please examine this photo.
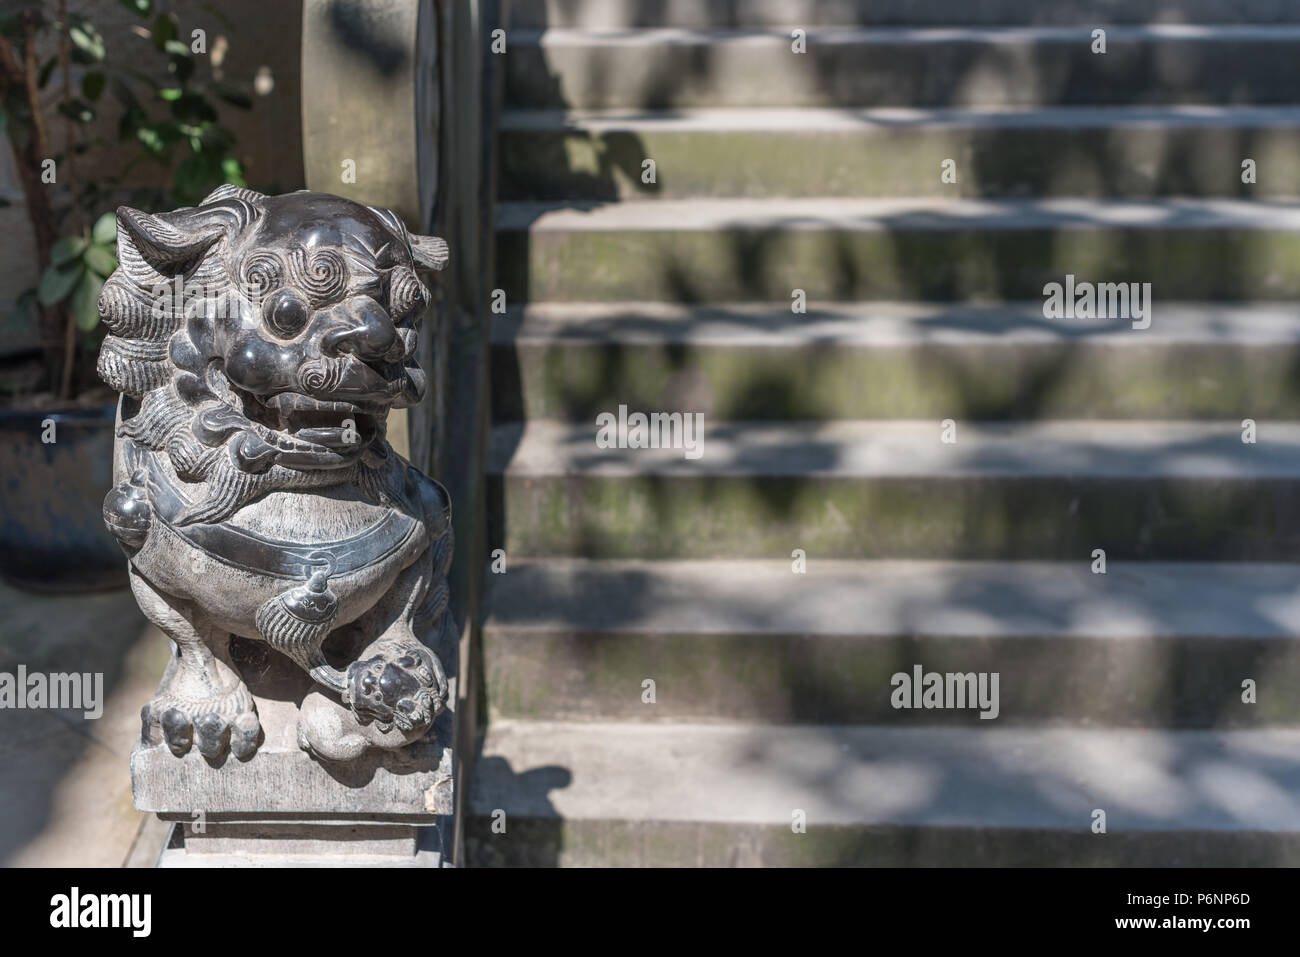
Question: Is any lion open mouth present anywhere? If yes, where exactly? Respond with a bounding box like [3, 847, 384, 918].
[223, 386, 384, 466]
[264, 393, 382, 451]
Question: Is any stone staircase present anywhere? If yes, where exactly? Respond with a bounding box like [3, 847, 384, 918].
[468, 0, 1300, 866]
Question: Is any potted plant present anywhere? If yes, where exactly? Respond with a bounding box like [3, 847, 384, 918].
[0, 1, 252, 589]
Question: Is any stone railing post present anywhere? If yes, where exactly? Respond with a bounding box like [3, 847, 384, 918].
[301, 0, 440, 469]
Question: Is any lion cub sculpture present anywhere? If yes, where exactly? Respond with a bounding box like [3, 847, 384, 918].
[99, 186, 453, 763]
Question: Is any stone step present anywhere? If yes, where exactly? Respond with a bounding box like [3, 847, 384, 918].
[488, 419, 1300, 560]
[466, 720, 1300, 865]
[492, 301, 1300, 421]
[499, 106, 1300, 201]
[483, 558, 1300, 726]
[510, 0, 1299, 29]
[496, 197, 1300, 302]
[504, 26, 1300, 110]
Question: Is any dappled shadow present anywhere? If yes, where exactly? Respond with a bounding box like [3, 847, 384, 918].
[476, 557, 1300, 863]
[491, 417, 1300, 562]
[493, 301, 1300, 421]
[482, 557, 1300, 728]
[514, 1, 1297, 30]
[500, 115, 665, 202]
[462, 755, 570, 866]
[506, 24, 1300, 110]
[0, 582, 162, 866]
[499, 196, 1286, 301]
[480, 4, 1300, 865]
[325, 0, 410, 76]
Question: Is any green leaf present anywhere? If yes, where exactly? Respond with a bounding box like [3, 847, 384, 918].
[170, 92, 216, 123]
[109, 77, 141, 111]
[56, 99, 95, 124]
[150, 12, 177, 51]
[69, 271, 105, 332]
[118, 105, 143, 140]
[81, 71, 105, 101]
[174, 151, 218, 205]
[68, 21, 106, 63]
[1, 7, 45, 40]
[211, 82, 253, 110]
[12, 288, 37, 333]
[38, 56, 57, 89]
[38, 262, 83, 306]
[169, 51, 195, 84]
[91, 211, 117, 245]
[51, 236, 87, 267]
[158, 87, 183, 101]
[163, 39, 189, 57]
[83, 243, 117, 277]
[198, 2, 235, 30]
[119, 0, 153, 16]
[136, 126, 166, 154]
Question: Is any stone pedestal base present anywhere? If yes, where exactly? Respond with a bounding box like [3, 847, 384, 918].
[156, 819, 446, 867]
[131, 643, 457, 867]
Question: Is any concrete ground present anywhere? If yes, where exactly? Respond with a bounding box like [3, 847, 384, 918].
[0, 579, 171, 867]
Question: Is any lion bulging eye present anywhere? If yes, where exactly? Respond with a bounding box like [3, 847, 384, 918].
[262, 289, 311, 338]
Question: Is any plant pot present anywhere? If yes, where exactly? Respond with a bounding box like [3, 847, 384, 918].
[0, 402, 126, 591]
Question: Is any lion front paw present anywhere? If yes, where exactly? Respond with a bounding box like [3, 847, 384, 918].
[142, 692, 261, 760]
[345, 644, 448, 736]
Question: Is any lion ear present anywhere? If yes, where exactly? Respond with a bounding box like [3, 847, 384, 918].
[116, 205, 231, 276]
[200, 183, 267, 206]
[365, 204, 447, 272]
[409, 234, 448, 272]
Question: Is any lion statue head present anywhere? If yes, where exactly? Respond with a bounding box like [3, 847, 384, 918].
[98, 185, 447, 525]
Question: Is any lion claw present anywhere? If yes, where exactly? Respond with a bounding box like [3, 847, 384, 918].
[145, 700, 261, 761]
[159, 707, 193, 757]
[230, 712, 262, 759]
[194, 713, 229, 758]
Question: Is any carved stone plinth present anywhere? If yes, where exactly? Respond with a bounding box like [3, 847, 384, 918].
[134, 637, 455, 866]
[98, 186, 459, 866]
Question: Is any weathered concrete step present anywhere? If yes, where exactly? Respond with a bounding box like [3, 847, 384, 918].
[493, 302, 1300, 421]
[483, 558, 1300, 726]
[505, 26, 1300, 109]
[510, 0, 1299, 29]
[500, 106, 1300, 200]
[497, 197, 1300, 302]
[489, 419, 1300, 560]
[467, 721, 1300, 865]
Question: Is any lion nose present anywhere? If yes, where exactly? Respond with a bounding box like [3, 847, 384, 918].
[321, 298, 397, 362]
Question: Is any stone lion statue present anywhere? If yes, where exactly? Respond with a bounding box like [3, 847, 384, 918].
[98, 185, 453, 763]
